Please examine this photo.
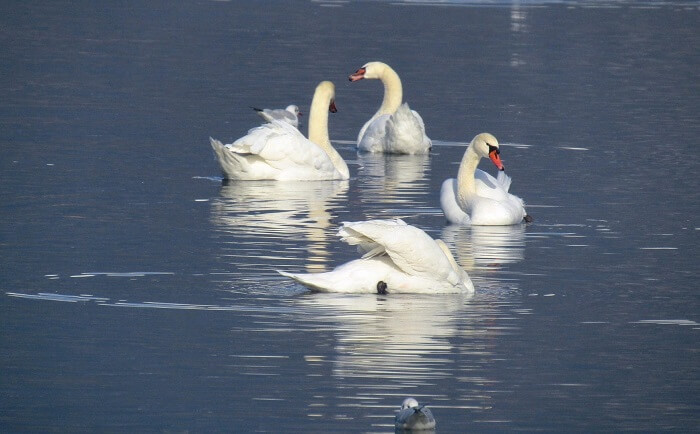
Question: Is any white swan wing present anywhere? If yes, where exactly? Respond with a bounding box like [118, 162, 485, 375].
[384, 103, 431, 154]
[472, 169, 513, 201]
[358, 104, 431, 154]
[440, 178, 471, 225]
[338, 218, 408, 256]
[441, 172, 526, 226]
[357, 114, 390, 153]
[470, 170, 526, 225]
[279, 219, 472, 294]
[212, 120, 341, 180]
[338, 219, 461, 284]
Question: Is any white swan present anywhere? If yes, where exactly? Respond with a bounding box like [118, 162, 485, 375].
[250, 104, 301, 128]
[278, 219, 473, 294]
[210, 81, 349, 181]
[348, 61, 431, 154]
[395, 398, 436, 431]
[440, 133, 530, 226]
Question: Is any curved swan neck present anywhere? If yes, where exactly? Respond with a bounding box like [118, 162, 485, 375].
[456, 146, 481, 202]
[308, 83, 349, 179]
[308, 90, 330, 148]
[376, 64, 403, 115]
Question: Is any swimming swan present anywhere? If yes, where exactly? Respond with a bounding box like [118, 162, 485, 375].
[210, 81, 349, 181]
[349, 61, 431, 154]
[440, 133, 530, 225]
[279, 219, 473, 294]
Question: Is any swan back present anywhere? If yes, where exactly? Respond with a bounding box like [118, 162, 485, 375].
[279, 219, 473, 293]
[383, 103, 432, 154]
[338, 219, 465, 286]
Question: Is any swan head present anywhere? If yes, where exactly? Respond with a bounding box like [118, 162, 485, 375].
[315, 81, 337, 113]
[285, 104, 302, 117]
[348, 61, 388, 81]
[400, 398, 420, 410]
[471, 132, 504, 171]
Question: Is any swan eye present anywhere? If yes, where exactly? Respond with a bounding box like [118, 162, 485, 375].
[487, 144, 500, 155]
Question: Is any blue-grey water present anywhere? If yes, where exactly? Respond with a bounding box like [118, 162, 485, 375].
[2, 0, 699, 432]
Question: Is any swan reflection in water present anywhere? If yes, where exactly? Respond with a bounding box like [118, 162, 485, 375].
[295, 292, 470, 421]
[210, 180, 348, 275]
[357, 153, 431, 207]
[441, 224, 526, 292]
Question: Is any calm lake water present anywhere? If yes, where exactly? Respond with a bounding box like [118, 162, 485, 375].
[2, 0, 699, 432]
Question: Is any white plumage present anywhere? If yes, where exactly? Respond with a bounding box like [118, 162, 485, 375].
[210, 81, 348, 181]
[349, 62, 431, 154]
[251, 104, 301, 128]
[440, 133, 528, 226]
[279, 219, 473, 294]
[395, 398, 436, 431]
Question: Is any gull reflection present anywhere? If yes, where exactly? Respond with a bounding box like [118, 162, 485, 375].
[210, 180, 348, 274]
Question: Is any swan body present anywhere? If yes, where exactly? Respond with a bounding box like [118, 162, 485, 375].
[440, 133, 528, 225]
[349, 62, 431, 154]
[395, 398, 436, 431]
[279, 219, 473, 294]
[211, 81, 348, 181]
[251, 104, 301, 128]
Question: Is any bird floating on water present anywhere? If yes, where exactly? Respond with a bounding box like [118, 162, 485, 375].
[250, 104, 302, 129]
[395, 397, 436, 431]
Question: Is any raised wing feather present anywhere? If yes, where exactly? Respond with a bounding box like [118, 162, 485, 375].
[223, 120, 339, 179]
[338, 219, 460, 284]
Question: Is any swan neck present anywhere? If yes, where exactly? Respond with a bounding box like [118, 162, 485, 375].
[308, 89, 349, 179]
[308, 93, 330, 148]
[377, 66, 403, 115]
[456, 146, 480, 200]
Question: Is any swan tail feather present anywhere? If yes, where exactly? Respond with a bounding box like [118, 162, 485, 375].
[278, 270, 332, 292]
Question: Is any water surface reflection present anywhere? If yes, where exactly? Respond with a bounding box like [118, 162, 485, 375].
[210, 180, 348, 275]
[355, 153, 432, 216]
[442, 224, 525, 269]
[292, 289, 527, 429]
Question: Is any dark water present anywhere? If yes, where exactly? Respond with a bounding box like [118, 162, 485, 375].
[2, 0, 699, 432]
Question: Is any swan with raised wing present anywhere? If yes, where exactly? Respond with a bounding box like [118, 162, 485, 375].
[279, 219, 473, 294]
[440, 133, 530, 226]
[210, 81, 348, 181]
[348, 61, 431, 154]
